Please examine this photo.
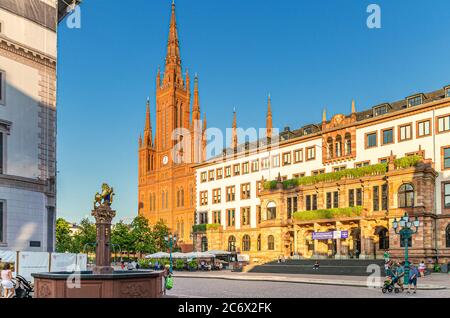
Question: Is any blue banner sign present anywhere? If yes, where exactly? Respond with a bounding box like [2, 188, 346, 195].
[312, 230, 349, 240]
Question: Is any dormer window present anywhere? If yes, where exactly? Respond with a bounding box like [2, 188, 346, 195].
[407, 94, 424, 107]
[445, 86, 450, 98]
[373, 103, 391, 117]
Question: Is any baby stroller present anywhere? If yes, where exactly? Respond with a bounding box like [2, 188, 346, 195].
[382, 275, 401, 294]
[12, 275, 33, 298]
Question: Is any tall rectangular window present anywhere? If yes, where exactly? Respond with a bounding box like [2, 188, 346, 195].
[216, 168, 223, 179]
[242, 162, 249, 174]
[373, 186, 380, 211]
[272, 155, 280, 167]
[306, 147, 315, 161]
[349, 189, 355, 207]
[200, 172, 207, 183]
[251, 160, 259, 172]
[333, 191, 339, 208]
[382, 128, 394, 145]
[399, 124, 412, 141]
[366, 132, 377, 148]
[287, 197, 297, 218]
[444, 183, 450, 209]
[312, 194, 317, 210]
[326, 192, 332, 209]
[417, 120, 431, 138]
[241, 183, 251, 200]
[306, 195, 311, 211]
[226, 186, 235, 202]
[241, 207, 250, 226]
[282, 152, 291, 166]
[213, 211, 221, 224]
[261, 157, 270, 170]
[294, 149, 303, 163]
[437, 115, 450, 133]
[225, 166, 231, 178]
[382, 184, 388, 211]
[356, 188, 363, 206]
[444, 147, 450, 170]
[227, 209, 235, 227]
[212, 188, 221, 204]
[208, 170, 215, 181]
[0, 71, 5, 105]
[233, 164, 240, 176]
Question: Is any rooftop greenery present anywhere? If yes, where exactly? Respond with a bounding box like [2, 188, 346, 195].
[293, 206, 363, 221]
[192, 223, 221, 233]
[264, 155, 422, 190]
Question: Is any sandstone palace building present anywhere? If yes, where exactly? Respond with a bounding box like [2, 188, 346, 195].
[138, 2, 206, 251]
[195, 87, 450, 265]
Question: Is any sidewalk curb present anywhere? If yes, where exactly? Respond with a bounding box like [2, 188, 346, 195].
[173, 274, 447, 290]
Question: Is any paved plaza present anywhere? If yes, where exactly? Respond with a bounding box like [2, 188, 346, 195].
[167, 272, 450, 298]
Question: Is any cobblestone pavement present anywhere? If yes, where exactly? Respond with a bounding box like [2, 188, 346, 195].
[167, 277, 450, 298]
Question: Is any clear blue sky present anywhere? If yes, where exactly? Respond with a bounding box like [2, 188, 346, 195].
[56, 0, 450, 223]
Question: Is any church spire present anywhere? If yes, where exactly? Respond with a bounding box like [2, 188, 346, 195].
[192, 73, 201, 121]
[266, 94, 273, 138]
[163, 0, 182, 85]
[144, 98, 153, 147]
[231, 108, 238, 149]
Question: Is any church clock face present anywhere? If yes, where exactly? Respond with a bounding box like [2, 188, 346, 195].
[162, 155, 169, 166]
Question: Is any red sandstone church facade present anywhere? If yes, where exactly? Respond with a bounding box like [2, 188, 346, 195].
[138, 2, 206, 250]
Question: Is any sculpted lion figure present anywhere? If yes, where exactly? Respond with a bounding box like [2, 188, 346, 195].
[93, 183, 115, 209]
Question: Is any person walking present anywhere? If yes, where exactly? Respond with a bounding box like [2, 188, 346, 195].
[1, 263, 14, 298]
[383, 250, 390, 263]
[395, 262, 405, 291]
[418, 261, 426, 277]
[407, 264, 419, 294]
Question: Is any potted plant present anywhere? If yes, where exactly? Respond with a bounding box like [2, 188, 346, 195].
[188, 260, 198, 271]
[175, 259, 185, 271]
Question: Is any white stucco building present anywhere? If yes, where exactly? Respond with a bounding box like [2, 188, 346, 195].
[194, 86, 450, 264]
[0, 0, 77, 252]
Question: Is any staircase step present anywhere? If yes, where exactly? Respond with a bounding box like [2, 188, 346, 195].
[250, 259, 386, 276]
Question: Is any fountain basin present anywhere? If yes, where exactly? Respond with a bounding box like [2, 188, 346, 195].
[32, 270, 164, 298]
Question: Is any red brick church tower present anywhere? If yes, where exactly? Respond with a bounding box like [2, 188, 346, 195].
[138, 1, 206, 251]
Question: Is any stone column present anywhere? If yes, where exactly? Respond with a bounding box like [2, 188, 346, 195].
[91, 205, 116, 274]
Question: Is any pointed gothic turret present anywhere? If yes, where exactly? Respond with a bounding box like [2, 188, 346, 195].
[231, 108, 238, 149]
[144, 98, 153, 147]
[266, 94, 273, 138]
[322, 108, 327, 123]
[351, 99, 356, 114]
[163, 0, 182, 86]
[192, 73, 201, 122]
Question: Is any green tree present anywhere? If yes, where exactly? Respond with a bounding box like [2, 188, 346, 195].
[111, 221, 133, 256]
[55, 218, 73, 253]
[130, 216, 156, 255]
[72, 218, 96, 253]
[152, 219, 170, 252]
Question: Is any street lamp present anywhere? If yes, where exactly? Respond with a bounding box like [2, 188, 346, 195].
[164, 234, 177, 273]
[392, 213, 420, 285]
